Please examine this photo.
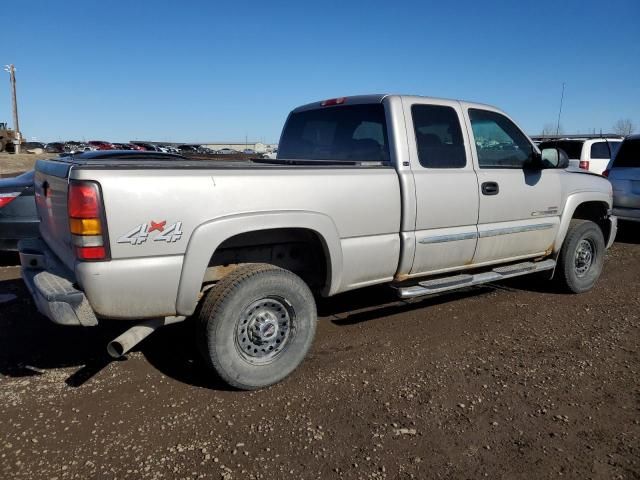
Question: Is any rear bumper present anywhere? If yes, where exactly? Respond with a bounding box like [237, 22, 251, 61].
[18, 238, 98, 326]
[612, 207, 640, 223]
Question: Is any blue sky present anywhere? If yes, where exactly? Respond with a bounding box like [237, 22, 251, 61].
[3, 0, 639, 143]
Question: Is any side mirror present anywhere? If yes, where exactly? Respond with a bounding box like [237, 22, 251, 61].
[541, 147, 569, 169]
[557, 148, 569, 169]
[524, 150, 544, 170]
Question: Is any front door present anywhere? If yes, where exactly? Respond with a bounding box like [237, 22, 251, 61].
[463, 106, 561, 265]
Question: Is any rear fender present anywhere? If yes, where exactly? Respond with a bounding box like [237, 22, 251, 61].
[175, 211, 343, 316]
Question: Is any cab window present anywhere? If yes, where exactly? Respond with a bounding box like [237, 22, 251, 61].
[411, 105, 466, 168]
[469, 109, 533, 168]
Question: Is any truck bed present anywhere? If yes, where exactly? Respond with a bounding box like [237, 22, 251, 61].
[32, 151, 402, 319]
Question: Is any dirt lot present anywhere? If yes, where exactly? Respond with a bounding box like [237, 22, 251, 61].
[0, 153, 45, 176]
[0, 224, 638, 480]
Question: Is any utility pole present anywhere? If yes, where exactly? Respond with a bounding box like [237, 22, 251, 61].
[4, 64, 22, 153]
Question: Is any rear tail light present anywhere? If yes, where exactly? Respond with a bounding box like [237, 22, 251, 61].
[75, 246, 107, 260]
[579, 160, 590, 170]
[602, 169, 610, 177]
[68, 181, 109, 261]
[0, 192, 20, 208]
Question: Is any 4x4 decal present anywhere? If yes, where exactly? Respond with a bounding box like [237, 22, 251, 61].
[117, 221, 183, 245]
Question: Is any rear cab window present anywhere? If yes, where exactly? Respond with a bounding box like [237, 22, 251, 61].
[278, 104, 390, 163]
[612, 138, 640, 168]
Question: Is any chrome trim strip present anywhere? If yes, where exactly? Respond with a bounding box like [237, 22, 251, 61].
[418, 231, 478, 244]
[479, 223, 555, 238]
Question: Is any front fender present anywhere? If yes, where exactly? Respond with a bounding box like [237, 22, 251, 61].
[175, 210, 343, 316]
[553, 191, 613, 253]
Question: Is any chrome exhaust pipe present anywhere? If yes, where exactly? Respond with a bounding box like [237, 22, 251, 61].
[107, 316, 185, 358]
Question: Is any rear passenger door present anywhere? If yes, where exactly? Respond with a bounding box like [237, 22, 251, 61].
[402, 98, 479, 276]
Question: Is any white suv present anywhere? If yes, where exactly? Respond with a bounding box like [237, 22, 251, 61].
[539, 137, 623, 175]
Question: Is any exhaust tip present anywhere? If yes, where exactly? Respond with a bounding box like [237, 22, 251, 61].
[107, 341, 125, 358]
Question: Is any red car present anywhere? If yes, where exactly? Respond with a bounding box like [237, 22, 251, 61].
[88, 140, 115, 150]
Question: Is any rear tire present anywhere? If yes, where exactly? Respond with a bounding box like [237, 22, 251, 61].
[197, 263, 317, 390]
[554, 219, 605, 293]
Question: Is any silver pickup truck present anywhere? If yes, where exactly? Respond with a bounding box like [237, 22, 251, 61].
[19, 94, 617, 389]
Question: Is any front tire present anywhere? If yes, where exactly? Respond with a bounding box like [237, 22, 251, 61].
[197, 263, 317, 390]
[554, 219, 605, 293]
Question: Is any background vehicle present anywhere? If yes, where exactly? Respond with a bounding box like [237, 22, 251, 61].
[20, 95, 617, 390]
[0, 170, 38, 250]
[605, 135, 640, 222]
[130, 142, 160, 151]
[88, 140, 115, 151]
[45, 142, 65, 153]
[22, 142, 45, 153]
[111, 143, 132, 150]
[217, 147, 237, 154]
[538, 136, 622, 175]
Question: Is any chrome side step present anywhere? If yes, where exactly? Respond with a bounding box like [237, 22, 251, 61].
[394, 259, 556, 299]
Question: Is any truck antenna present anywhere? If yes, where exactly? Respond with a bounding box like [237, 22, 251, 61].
[555, 82, 565, 136]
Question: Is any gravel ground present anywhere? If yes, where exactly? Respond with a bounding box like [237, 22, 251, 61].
[0, 223, 639, 480]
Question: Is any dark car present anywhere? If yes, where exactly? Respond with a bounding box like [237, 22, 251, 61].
[22, 142, 45, 152]
[45, 142, 65, 153]
[0, 170, 38, 250]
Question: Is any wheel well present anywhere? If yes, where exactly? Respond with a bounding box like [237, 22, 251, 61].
[572, 201, 611, 242]
[204, 228, 329, 291]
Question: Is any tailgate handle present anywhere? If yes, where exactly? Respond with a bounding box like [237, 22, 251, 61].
[40, 180, 49, 197]
[481, 181, 499, 196]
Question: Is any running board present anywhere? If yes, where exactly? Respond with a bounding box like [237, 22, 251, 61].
[394, 259, 556, 299]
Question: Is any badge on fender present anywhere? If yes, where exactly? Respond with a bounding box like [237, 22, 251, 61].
[118, 220, 183, 245]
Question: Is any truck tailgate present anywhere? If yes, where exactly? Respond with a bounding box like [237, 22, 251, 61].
[34, 159, 76, 270]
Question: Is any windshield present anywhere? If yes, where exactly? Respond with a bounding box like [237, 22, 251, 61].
[278, 104, 390, 162]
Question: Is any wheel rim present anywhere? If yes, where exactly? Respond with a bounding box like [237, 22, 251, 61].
[574, 239, 595, 277]
[235, 297, 295, 365]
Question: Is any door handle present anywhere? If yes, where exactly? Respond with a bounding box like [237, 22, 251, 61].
[481, 181, 499, 196]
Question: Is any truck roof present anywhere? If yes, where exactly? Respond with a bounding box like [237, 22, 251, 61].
[291, 94, 500, 113]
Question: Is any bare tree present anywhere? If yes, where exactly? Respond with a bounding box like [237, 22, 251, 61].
[613, 119, 635, 136]
[541, 123, 563, 136]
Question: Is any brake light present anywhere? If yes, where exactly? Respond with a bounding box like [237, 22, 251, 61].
[602, 169, 610, 178]
[321, 97, 346, 106]
[0, 192, 20, 208]
[68, 181, 108, 261]
[579, 160, 590, 170]
[69, 183, 101, 217]
[75, 246, 106, 260]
